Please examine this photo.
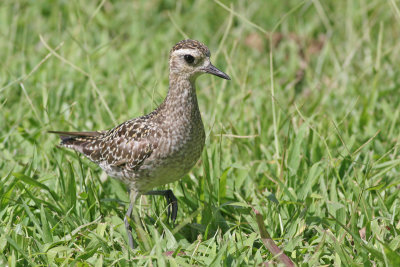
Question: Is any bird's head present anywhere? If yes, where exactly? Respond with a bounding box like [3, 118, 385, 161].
[169, 39, 230, 81]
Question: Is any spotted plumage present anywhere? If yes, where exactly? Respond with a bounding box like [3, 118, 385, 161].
[49, 39, 230, 249]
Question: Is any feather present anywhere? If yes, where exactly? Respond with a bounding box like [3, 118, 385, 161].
[48, 130, 102, 137]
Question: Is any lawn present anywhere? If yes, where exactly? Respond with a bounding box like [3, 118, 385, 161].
[1, 0, 400, 265]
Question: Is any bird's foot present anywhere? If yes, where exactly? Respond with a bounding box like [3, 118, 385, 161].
[145, 189, 178, 223]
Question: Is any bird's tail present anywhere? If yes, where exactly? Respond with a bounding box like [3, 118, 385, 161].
[48, 130, 102, 154]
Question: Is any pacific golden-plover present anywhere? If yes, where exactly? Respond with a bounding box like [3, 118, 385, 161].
[49, 39, 230, 249]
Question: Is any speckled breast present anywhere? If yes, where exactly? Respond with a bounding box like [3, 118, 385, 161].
[135, 115, 205, 192]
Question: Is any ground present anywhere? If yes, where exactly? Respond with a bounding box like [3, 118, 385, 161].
[1, 0, 400, 266]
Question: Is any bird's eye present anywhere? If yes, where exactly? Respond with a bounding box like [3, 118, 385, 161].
[184, 54, 195, 64]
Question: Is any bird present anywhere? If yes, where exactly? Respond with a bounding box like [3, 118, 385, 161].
[49, 39, 230, 249]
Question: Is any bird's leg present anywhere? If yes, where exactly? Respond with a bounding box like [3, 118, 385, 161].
[124, 190, 138, 249]
[124, 202, 134, 249]
[145, 190, 178, 222]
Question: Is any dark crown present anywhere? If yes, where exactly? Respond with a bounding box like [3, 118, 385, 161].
[170, 39, 211, 57]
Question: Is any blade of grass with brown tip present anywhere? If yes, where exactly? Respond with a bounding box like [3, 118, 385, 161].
[254, 209, 295, 267]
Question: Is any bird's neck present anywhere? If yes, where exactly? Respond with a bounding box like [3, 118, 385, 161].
[161, 73, 199, 113]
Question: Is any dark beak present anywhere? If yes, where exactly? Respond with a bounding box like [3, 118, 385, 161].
[204, 63, 231, 80]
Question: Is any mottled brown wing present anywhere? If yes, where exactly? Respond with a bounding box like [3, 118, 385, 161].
[108, 139, 154, 171]
[87, 118, 158, 171]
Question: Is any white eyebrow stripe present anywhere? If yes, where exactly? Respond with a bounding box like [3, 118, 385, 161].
[172, 49, 202, 57]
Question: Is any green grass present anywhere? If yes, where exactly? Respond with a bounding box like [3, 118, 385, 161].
[1, 0, 400, 265]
